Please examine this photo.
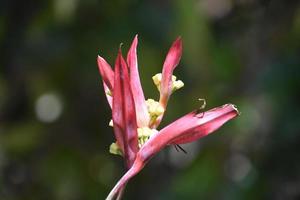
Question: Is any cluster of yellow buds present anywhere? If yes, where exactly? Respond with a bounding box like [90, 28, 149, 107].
[152, 73, 184, 93]
[145, 99, 164, 124]
[109, 127, 158, 155]
[137, 127, 158, 148]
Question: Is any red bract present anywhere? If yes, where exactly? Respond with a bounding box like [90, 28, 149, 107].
[126, 36, 150, 128]
[112, 50, 139, 168]
[97, 56, 114, 108]
[160, 37, 182, 108]
[97, 35, 239, 200]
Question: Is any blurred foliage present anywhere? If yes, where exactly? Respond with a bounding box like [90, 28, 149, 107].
[1, 0, 300, 199]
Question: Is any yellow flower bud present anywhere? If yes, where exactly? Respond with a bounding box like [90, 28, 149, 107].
[152, 73, 184, 93]
[172, 75, 177, 81]
[137, 127, 153, 137]
[109, 142, 122, 156]
[146, 99, 165, 117]
[137, 127, 158, 147]
[172, 80, 184, 91]
[152, 73, 162, 86]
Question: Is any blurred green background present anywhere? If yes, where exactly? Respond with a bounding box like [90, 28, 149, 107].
[1, 0, 300, 199]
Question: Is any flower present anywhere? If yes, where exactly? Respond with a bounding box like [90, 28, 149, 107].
[97, 35, 239, 200]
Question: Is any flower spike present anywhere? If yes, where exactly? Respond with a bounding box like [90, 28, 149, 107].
[97, 36, 239, 200]
[127, 35, 150, 127]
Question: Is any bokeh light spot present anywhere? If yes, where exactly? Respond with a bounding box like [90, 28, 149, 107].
[35, 93, 63, 123]
[225, 153, 252, 183]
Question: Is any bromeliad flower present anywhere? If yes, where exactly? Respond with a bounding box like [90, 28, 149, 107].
[97, 35, 239, 200]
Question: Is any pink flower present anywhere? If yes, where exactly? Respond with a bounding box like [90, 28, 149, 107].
[97, 35, 239, 200]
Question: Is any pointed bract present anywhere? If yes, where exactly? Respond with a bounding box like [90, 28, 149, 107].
[112, 50, 139, 168]
[112, 53, 126, 156]
[139, 104, 239, 161]
[127, 35, 150, 127]
[97, 56, 115, 108]
[97, 55, 114, 91]
[159, 37, 182, 108]
[169, 104, 239, 144]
